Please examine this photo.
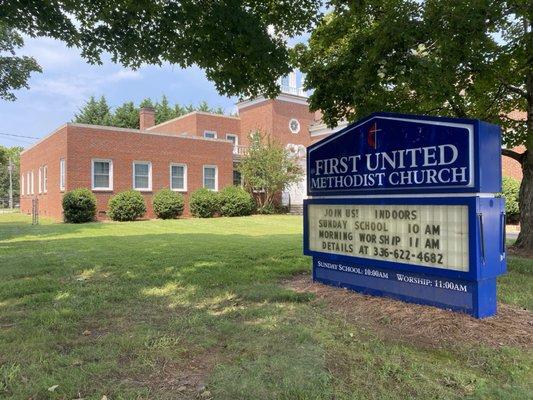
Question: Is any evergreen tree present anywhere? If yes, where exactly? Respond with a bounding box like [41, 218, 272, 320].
[139, 98, 154, 109]
[73, 96, 112, 125]
[197, 101, 211, 113]
[154, 95, 176, 124]
[174, 104, 187, 117]
[112, 101, 139, 129]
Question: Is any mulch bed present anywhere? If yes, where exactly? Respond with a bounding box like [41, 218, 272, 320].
[285, 274, 533, 349]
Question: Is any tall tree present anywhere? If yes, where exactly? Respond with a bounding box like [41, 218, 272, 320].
[1, 1, 321, 99]
[296, 0, 532, 253]
[0, 23, 41, 101]
[174, 103, 187, 117]
[197, 101, 211, 113]
[0, 145, 22, 199]
[73, 96, 112, 126]
[112, 101, 139, 129]
[238, 131, 302, 212]
[155, 95, 176, 125]
[139, 98, 154, 109]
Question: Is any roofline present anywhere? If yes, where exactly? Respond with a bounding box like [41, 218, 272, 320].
[70, 123, 233, 143]
[21, 122, 233, 154]
[236, 93, 309, 110]
[20, 124, 68, 155]
[147, 111, 240, 131]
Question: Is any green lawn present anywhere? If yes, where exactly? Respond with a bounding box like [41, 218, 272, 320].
[0, 213, 531, 399]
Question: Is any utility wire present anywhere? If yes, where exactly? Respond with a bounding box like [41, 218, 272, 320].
[0, 132, 39, 139]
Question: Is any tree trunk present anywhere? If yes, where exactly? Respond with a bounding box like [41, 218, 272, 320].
[514, 151, 533, 254]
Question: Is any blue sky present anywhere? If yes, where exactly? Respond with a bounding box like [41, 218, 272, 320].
[0, 36, 239, 149]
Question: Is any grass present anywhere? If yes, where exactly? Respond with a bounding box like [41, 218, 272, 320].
[0, 213, 531, 399]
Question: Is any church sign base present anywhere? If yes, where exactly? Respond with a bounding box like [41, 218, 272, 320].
[304, 113, 506, 319]
[312, 258, 496, 319]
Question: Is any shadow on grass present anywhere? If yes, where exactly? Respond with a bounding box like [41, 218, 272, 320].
[0, 218, 530, 400]
[0, 225, 331, 399]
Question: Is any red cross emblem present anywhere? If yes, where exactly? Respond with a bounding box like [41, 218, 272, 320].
[367, 122, 381, 149]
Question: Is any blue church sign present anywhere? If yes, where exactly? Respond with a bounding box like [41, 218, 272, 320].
[304, 112, 506, 318]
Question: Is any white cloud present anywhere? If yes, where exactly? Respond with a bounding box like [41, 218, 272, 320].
[108, 69, 142, 82]
[21, 36, 81, 70]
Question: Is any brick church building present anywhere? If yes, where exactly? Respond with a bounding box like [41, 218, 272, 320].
[19, 78, 524, 220]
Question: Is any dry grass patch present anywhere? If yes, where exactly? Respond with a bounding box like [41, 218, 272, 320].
[286, 274, 533, 349]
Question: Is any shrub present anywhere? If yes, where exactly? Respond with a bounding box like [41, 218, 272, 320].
[219, 186, 255, 217]
[256, 203, 277, 214]
[502, 176, 520, 221]
[108, 190, 146, 221]
[190, 188, 220, 218]
[153, 189, 185, 219]
[62, 188, 97, 223]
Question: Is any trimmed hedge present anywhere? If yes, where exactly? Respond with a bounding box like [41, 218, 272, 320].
[502, 176, 520, 221]
[190, 188, 220, 218]
[153, 189, 185, 219]
[62, 188, 97, 223]
[108, 190, 146, 221]
[219, 186, 255, 217]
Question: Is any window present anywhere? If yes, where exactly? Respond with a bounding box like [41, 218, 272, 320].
[203, 131, 217, 139]
[170, 163, 187, 191]
[21, 174, 24, 196]
[203, 165, 218, 191]
[60, 159, 66, 191]
[43, 165, 47, 193]
[226, 134, 238, 146]
[289, 118, 301, 134]
[133, 161, 152, 191]
[26, 172, 30, 195]
[38, 167, 42, 194]
[30, 171, 34, 195]
[92, 159, 113, 190]
[233, 169, 242, 186]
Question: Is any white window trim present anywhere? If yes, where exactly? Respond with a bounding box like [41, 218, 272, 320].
[91, 159, 113, 191]
[226, 134, 238, 145]
[21, 174, 24, 196]
[60, 158, 66, 191]
[30, 171, 34, 195]
[26, 172, 30, 195]
[203, 165, 218, 191]
[203, 130, 217, 139]
[43, 165, 47, 193]
[169, 163, 188, 192]
[132, 161, 152, 191]
[38, 167, 42, 194]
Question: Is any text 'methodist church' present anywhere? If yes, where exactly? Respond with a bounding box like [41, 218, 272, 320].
[19, 72, 522, 219]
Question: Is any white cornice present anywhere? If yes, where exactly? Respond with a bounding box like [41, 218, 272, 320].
[237, 93, 309, 110]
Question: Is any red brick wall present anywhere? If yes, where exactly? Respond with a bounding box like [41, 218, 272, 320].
[20, 126, 68, 219]
[148, 113, 198, 136]
[238, 101, 274, 146]
[238, 98, 315, 147]
[21, 124, 233, 220]
[148, 112, 241, 143]
[196, 113, 241, 143]
[502, 145, 525, 180]
[67, 125, 233, 219]
[271, 99, 315, 147]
